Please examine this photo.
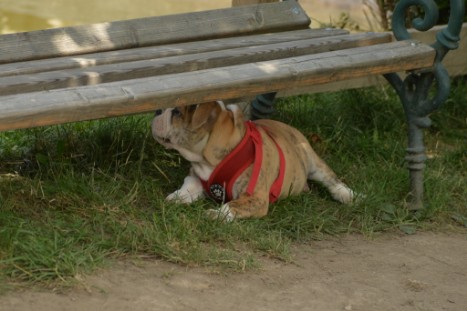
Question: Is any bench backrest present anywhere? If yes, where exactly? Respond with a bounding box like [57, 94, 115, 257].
[0, 1, 310, 64]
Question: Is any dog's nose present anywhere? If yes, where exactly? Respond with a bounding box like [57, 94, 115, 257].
[154, 109, 163, 116]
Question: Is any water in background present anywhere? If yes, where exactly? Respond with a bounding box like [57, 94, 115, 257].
[0, 0, 373, 34]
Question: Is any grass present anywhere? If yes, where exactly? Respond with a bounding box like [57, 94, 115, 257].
[0, 82, 466, 288]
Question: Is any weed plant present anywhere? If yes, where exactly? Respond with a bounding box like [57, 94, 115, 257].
[0, 83, 465, 287]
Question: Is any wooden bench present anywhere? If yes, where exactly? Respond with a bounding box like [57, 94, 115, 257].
[0, 0, 464, 209]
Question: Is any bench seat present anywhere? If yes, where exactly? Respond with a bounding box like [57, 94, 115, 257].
[0, 36, 434, 131]
[0, 1, 435, 131]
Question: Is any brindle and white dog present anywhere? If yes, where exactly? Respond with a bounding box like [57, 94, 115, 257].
[152, 101, 354, 221]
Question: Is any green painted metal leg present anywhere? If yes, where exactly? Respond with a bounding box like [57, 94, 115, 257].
[387, 0, 465, 209]
[406, 121, 429, 210]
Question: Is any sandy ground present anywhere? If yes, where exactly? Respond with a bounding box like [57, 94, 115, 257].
[2, 230, 466, 311]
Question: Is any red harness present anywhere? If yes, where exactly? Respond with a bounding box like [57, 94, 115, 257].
[201, 121, 285, 203]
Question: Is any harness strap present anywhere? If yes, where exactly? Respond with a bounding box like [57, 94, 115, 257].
[201, 121, 285, 203]
[266, 130, 286, 203]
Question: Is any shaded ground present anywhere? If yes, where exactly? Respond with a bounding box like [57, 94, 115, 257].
[2, 230, 466, 311]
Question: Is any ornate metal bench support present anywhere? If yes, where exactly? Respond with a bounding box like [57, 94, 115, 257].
[385, 0, 464, 210]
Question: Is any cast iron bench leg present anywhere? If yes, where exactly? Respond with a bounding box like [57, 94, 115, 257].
[385, 0, 464, 210]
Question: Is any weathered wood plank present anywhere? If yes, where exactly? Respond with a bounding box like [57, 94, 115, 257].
[233, 0, 279, 6]
[278, 23, 467, 96]
[0, 40, 435, 131]
[0, 29, 348, 78]
[409, 23, 467, 77]
[0, 1, 310, 64]
[0, 32, 391, 95]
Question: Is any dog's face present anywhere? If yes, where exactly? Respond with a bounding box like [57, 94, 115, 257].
[151, 101, 245, 164]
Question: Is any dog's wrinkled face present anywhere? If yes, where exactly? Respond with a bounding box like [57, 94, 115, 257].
[151, 102, 224, 162]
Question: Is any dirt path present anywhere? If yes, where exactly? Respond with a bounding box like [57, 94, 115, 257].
[2, 231, 466, 311]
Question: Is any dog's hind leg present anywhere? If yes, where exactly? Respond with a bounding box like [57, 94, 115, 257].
[206, 192, 270, 222]
[306, 155, 354, 204]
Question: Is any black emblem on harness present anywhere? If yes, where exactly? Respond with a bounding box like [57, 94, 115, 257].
[209, 184, 225, 201]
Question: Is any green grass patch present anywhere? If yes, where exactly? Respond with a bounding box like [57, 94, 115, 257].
[0, 82, 466, 287]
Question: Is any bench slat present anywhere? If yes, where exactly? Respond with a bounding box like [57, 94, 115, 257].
[0, 40, 435, 131]
[0, 1, 310, 64]
[0, 32, 391, 96]
[0, 29, 348, 78]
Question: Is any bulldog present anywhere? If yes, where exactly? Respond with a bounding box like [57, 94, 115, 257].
[151, 101, 354, 221]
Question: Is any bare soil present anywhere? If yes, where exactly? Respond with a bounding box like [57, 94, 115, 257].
[2, 231, 466, 311]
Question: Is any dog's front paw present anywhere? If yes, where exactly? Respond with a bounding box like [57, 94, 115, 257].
[166, 189, 204, 204]
[166, 176, 205, 204]
[166, 191, 193, 204]
[206, 204, 235, 222]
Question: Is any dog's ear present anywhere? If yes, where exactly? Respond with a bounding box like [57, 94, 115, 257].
[226, 104, 245, 129]
[191, 102, 223, 130]
[203, 103, 246, 166]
